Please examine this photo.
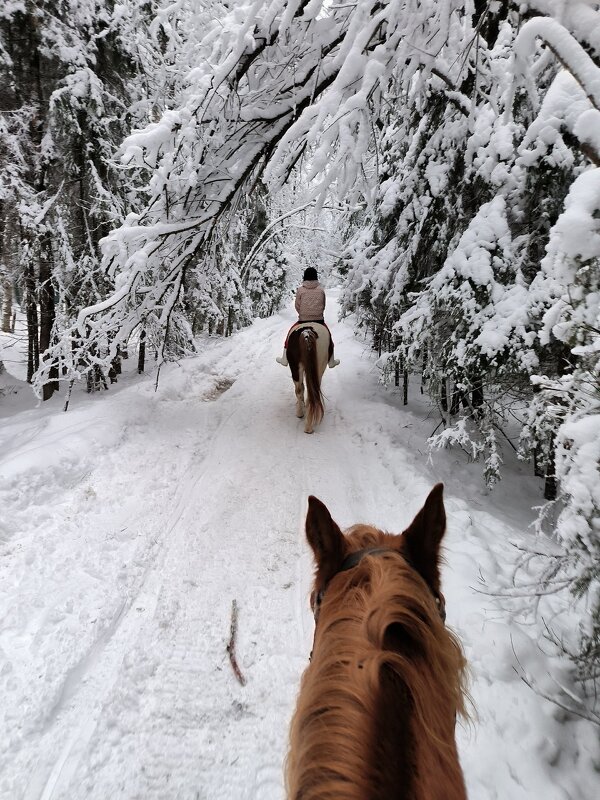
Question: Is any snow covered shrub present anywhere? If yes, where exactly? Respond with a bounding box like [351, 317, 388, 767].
[342, 90, 472, 349]
[239, 189, 289, 320]
[395, 196, 538, 487]
[245, 242, 288, 319]
[181, 186, 289, 335]
[523, 168, 600, 695]
[185, 248, 253, 338]
[341, 5, 528, 487]
[343, 2, 597, 501]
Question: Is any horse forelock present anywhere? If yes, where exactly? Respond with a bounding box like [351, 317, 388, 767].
[287, 526, 468, 800]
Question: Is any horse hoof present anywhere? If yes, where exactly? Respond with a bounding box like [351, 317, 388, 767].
[296, 412, 304, 418]
[304, 428, 313, 434]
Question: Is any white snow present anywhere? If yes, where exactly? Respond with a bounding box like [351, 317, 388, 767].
[1, 294, 598, 799]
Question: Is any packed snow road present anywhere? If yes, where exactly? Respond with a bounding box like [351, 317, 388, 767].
[0, 296, 596, 799]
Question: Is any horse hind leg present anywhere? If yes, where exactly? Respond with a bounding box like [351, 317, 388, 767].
[304, 383, 314, 433]
[304, 407, 314, 434]
[294, 376, 305, 419]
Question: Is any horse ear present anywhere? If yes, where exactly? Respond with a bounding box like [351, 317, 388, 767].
[401, 483, 446, 594]
[306, 496, 347, 581]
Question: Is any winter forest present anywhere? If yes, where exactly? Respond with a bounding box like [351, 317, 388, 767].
[1, 0, 599, 798]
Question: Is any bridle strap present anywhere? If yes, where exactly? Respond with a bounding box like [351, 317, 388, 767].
[339, 546, 392, 573]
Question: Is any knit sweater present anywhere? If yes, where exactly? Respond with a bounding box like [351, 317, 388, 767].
[295, 280, 326, 321]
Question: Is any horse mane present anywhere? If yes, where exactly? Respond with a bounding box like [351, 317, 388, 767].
[287, 526, 468, 800]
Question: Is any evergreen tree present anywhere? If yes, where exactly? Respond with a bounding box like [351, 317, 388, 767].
[0, 0, 164, 397]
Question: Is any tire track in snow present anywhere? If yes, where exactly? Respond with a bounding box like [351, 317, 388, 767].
[25, 327, 310, 799]
[23, 403, 238, 800]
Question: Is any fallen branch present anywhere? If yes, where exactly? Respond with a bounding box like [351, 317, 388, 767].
[227, 599, 246, 686]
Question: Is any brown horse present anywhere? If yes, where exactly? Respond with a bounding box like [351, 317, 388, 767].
[287, 484, 468, 800]
[286, 323, 330, 434]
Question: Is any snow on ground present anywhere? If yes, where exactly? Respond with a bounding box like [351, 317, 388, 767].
[0, 294, 598, 799]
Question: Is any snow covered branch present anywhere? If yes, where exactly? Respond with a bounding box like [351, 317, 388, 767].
[512, 17, 600, 112]
[52, 0, 463, 381]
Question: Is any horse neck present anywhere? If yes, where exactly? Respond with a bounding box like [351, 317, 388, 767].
[287, 614, 382, 800]
[288, 567, 467, 800]
[371, 567, 467, 800]
[374, 661, 466, 800]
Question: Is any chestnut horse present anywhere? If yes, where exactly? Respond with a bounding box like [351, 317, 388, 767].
[287, 484, 468, 800]
[286, 323, 330, 434]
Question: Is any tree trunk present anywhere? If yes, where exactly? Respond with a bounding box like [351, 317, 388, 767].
[39, 237, 58, 399]
[138, 329, 146, 374]
[543, 435, 558, 500]
[533, 447, 545, 479]
[24, 261, 39, 384]
[472, 376, 484, 409]
[1, 279, 12, 333]
[376, 324, 383, 356]
[440, 378, 448, 413]
[109, 345, 122, 383]
[87, 365, 108, 393]
[544, 465, 557, 501]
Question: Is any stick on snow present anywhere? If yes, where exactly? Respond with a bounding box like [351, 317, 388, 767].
[227, 599, 246, 686]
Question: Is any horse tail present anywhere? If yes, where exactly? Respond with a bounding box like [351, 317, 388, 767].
[300, 330, 324, 426]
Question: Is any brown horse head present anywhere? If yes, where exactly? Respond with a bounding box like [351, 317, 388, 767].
[306, 483, 447, 608]
[287, 485, 468, 800]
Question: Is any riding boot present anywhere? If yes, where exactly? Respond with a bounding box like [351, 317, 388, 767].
[328, 354, 340, 368]
[276, 349, 289, 366]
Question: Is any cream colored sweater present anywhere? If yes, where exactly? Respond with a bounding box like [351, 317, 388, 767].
[295, 280, 326, 321]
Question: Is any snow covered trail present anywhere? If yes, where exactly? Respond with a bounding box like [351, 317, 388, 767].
[1, 297, 596, 799]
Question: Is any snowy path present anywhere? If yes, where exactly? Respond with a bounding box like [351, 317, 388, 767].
[0, 298, 596, 799]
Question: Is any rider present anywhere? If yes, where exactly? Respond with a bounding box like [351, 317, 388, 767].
[276, 267, 340, 368]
